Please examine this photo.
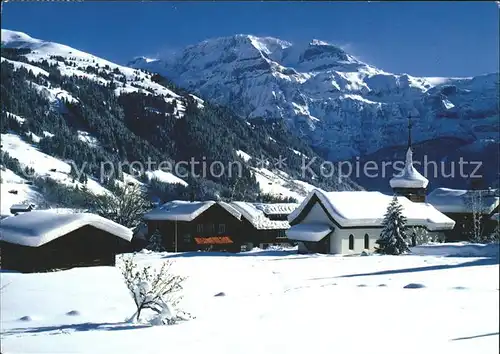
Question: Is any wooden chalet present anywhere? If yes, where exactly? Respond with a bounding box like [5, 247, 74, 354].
[143, 201, 243, 252]
[427, 188, 499, 241]
[230, 202, 299, 249]
[0, 210, 133, 273]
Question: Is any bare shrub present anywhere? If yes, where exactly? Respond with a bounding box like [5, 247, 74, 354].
[120, 255, 192, 325]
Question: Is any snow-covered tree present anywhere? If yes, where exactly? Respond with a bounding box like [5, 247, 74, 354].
[120, 255, 192, 325]
[407, 226, 443, 246]
[147, 229, 165, 252]
[376, 196, 410, 255]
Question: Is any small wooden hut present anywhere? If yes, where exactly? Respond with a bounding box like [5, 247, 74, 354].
[0, 210, 132, 273]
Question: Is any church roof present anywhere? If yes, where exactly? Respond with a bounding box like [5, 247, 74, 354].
[288, 189, 455, 231]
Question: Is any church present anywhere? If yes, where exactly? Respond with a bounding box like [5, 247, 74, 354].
[286, 115, 457, 254]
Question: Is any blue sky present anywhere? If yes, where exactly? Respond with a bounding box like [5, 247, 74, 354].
[2, 1, 499, 77]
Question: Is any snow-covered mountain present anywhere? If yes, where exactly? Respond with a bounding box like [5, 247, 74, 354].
[1, 30, 352, 214]
[130, 34, 499, 168]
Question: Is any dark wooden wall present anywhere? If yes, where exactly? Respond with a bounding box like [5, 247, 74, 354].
[443, 212, 498, 242]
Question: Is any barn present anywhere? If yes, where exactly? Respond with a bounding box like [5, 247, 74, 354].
[286, 189, 456, 255]
[230, 202, 299, 249]
[427, 188, 499, 241]
[0, 210, 133, 273]
[143, 200, 243, 252]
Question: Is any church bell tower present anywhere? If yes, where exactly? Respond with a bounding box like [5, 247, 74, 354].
[389, 114, 428, 202]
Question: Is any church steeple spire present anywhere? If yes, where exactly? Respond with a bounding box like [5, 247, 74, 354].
[407, 113, 413, 150]
[389, 111, 429, 202]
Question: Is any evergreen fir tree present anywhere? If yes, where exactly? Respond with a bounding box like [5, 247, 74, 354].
[375, 196, 410, 255]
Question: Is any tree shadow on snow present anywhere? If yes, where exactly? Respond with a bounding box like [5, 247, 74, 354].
[2, 322, 151, 336]
[310, 256, 499, 280]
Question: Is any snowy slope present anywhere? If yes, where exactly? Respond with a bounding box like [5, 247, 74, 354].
[0, 166, 43, 216]
[130, 35, 499, 164]
[251, 167, 317, 201]
[1, 245, 498, 353]
[2, 130, 312, 203]
[1, 29, 193, 117]
[1, 168, 26, 184]
[1, 132, 110, 196]
[145, 170, 188, 187]
[0, 182, 41, 216]
[1, 57, 49, 77]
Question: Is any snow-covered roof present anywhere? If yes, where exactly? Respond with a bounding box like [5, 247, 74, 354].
[288, 189, 455, 231]
[10, 204, 35, 212]
[389, 148, 429, 189]
[143, 201, 241, 222]
[230, 202, 291, 230]
[427, 188, 500, 214]
[286, 223, 332, 242]
[253, 203, 300, 216]
[0, 210, 133, 247]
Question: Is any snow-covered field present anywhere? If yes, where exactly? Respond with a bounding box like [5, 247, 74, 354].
[1, 244, 498, 354]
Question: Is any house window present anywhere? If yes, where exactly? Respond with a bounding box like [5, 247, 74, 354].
[364, 234, 369, 249]
[218, 224, 226, 233]
[197, 224, 203, 234]
[349, 234, 354, 250]
[207, 223, 215, 234]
